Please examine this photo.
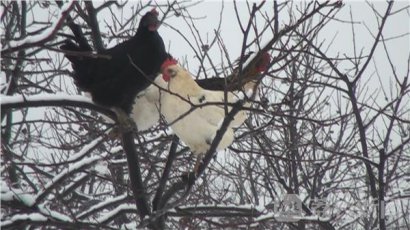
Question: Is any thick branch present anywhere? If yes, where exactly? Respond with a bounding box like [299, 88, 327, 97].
[84, 1, 104, 51]
[121, 131, 150, 218]
[152, 135, 180, 212]
[1, 94, 115, 120]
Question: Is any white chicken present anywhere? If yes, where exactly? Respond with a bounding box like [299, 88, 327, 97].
[158, 58, 261, 172]
[126, 52, 271, 132]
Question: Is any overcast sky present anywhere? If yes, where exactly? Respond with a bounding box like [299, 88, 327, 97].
[157, 1, 409, 78]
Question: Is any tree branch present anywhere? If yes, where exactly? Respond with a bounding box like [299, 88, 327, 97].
[1, 1, 75, 55]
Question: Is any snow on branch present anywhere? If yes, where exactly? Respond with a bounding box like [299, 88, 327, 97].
[66, 136, 106, 163]
[1, 182, 72, 226]
[169, 204, 263, 217]
[95, 204, 137, 224]
[1, 0, 75, 55]
[77, 194, 129, 219]
[1, 93, 93, 106]
[1, 93, 116, 118]
[1, 182, 37, 207]
[1, 213, 48, 228]
[253, 212, 331, 224]
[1, 154, 102, 222]
[33, 152, 109, 206]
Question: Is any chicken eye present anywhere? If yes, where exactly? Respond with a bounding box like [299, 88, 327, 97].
[167, 69, 177, 77]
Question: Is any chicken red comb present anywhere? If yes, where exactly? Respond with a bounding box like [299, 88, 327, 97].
[150, 8, 159, 16]
[161, 58, 178, 70]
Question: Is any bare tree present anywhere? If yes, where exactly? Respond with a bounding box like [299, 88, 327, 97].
[1, 1, 409, 229]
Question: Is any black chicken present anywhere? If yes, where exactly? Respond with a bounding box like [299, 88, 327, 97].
[61, 8, 169, 115]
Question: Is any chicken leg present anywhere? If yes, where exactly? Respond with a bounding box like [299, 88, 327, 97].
[193, 153, 205, 176]
[112, 107, 136, 133]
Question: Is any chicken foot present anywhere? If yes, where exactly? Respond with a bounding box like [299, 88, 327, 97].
[181, 153, 204, 185]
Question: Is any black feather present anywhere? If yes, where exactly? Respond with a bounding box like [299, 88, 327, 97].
[61, 10, 169, 114]
[195, 52, 255, 91]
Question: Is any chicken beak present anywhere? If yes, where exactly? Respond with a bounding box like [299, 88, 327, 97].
[148, 22, 160, 31]
[148, 16, 161, 31]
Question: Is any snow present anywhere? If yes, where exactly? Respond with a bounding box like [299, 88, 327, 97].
[2, 0, 74, 51]
[37, 204, 72, 222]
[109, 159, 128, 164]
[0, 93, 93, 105]
[142, 128, 172, 142]
[0, 198, 73, 226]
[176, 203, 263, 211]
[66, 136, 105, 162]
[1, 152, 109, 221]
[121, 223, 138, 229]
[1, 152, 110, 225]
[0, 71, 7, 93]
[96, 204, 136, 223]
[109, 145, 123, 154]
[1, 213, 47, 227]
[1, 180, 36, 206]
[57, 173, 88, 195]
[77, 194, 128, 219]
[93, 161, 111, 176]
[34, 152, 109, 204]
[1, 189, 36, 207]
[169, 203, 334, 224]
[254, 212, 331, 223]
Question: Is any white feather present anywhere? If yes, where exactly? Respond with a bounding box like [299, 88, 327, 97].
[159, 64, 249, 155]
[130, 75, 165, 131]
